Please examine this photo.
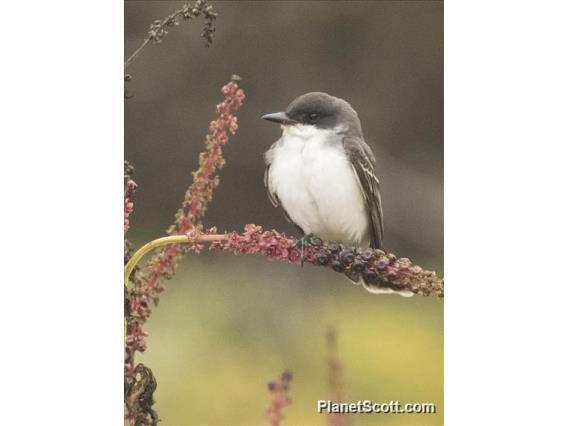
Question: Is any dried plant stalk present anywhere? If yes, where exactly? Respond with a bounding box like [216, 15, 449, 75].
[124, 364, 158, 425]
[124, 0, 217, 70]
[266, 371, 293, 426]
[125, 77, 245, 374]
[133, 78, 244, 302]
[213, 225, 444, 298]
[125, 226, 444, 299]
[124, 161, 137, 234]
[326, 330, 350, 426]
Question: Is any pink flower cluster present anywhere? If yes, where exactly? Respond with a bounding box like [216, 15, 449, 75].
[124, 179, 137, 233]
[126, 78, 245, 377]
[178, 79, 244, 226]
[219, 224, 298, 260]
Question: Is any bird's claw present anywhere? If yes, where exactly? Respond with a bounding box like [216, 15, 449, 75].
[297, 233, 315, 267]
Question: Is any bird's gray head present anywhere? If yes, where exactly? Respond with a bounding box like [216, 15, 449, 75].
[262, 92, 362, 136]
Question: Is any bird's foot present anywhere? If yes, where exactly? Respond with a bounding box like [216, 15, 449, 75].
[296, 234, 325, 267]
[296, 233, 315, 267]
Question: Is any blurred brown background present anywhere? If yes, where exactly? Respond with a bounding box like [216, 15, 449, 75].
[125, 1, 443, 425]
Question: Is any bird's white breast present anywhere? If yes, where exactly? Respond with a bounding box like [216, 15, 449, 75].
[266, 125, 369, 246]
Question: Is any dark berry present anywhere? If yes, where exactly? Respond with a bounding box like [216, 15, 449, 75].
[316, 252, 329, 265]
[363, 270, 379, 284]
[339, 250, 355, 266]
[328, 242, 340, 254]
[331, 260, 345, 272]
[352, 259, 365, 272]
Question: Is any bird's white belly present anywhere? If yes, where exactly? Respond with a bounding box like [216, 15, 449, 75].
[268, 128, 369, 246]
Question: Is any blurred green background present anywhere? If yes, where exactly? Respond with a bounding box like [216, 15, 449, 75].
[125, 1, 443, 425]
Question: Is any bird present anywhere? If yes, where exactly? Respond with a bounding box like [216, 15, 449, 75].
[262, 92, 412, 296]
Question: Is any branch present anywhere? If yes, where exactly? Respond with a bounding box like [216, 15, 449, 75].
[125, 225, 444, 299]
[124, 0, 217, 70]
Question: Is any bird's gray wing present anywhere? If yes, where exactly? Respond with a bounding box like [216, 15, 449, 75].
[264, 155, 305, 234]
[343, 136, 385, 249]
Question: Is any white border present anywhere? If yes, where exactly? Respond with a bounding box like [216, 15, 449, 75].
[1, 1, 123, 424]
[446, 1, 568, 424]
[1, 1, 567, 424]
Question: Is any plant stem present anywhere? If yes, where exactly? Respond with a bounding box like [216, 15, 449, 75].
[124, 227, 444, 298]
[124, 234, 228, 286]
[125, 38, 150, 70]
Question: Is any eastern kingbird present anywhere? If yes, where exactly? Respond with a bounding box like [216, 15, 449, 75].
[262, 92, 412, 296]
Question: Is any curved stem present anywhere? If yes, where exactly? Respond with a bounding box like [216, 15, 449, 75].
[124, 234, 228, 286]
[125, 38, 150, 70]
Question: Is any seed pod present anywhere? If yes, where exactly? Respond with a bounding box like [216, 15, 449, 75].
[363, 270, 379, 284]
[331, 260, 345, 272]
[309, 235, 323, 247]
[328, 242, 340, 254]
[376, 256, 389, 270]
[339, 249, 355, 266]
[316, 252, 330, 265]
[352, 259, 366, 272]
[361, 249, 375, 261]
[387, 266, 398, 278]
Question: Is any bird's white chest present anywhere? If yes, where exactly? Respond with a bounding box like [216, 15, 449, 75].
[267, 126, 369, 245]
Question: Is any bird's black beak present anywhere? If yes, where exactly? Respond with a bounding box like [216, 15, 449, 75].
[261, 112, 297, 125]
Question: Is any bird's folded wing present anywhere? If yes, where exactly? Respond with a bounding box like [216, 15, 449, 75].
[343, 136, 385, 249]
[264, 163, 304, 233]
[264, 164, 278, 207]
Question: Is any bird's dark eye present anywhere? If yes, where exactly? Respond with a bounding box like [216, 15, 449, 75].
[308, 113, 319, 122]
